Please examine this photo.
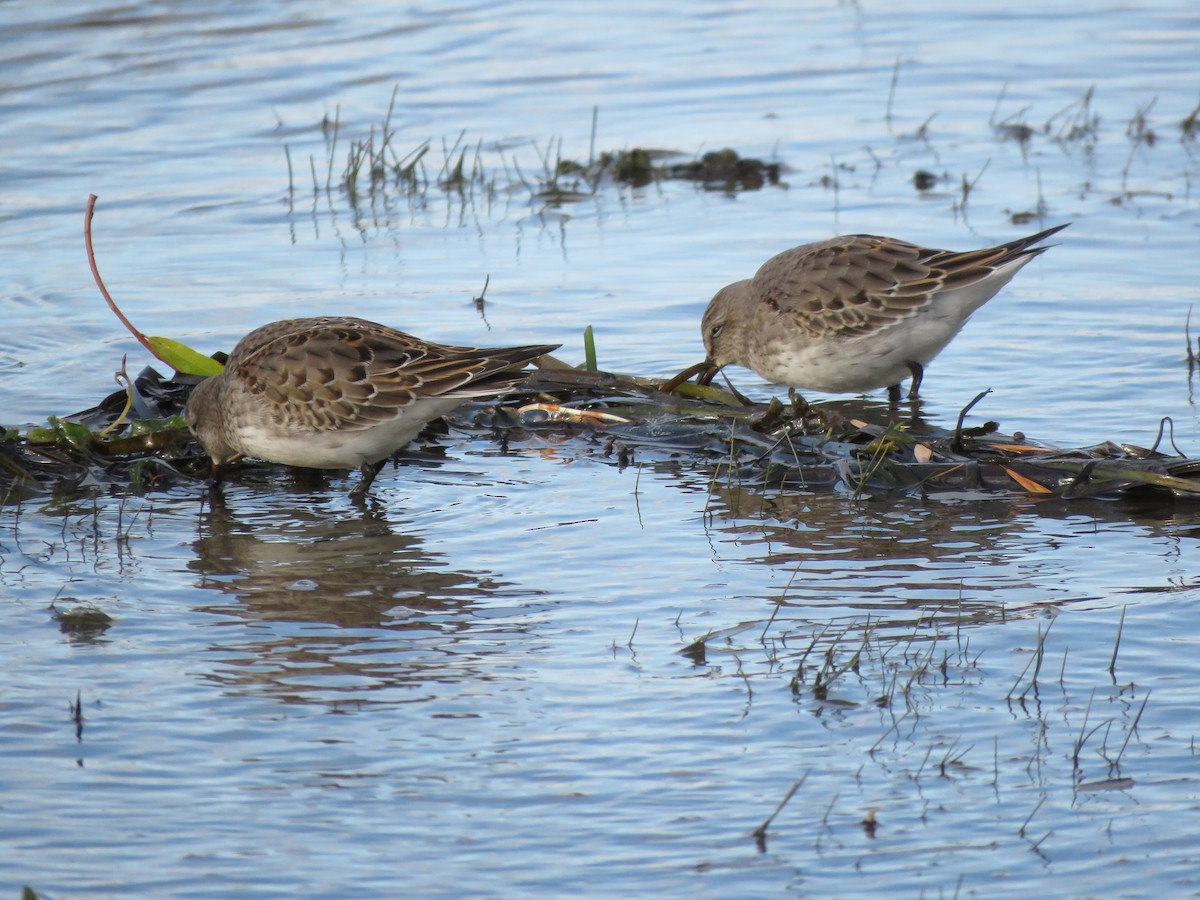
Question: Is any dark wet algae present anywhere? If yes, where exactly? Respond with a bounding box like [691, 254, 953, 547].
[3, 362, 1200, 506]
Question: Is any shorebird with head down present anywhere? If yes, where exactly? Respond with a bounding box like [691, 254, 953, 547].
[667, 224, 1068, 403]
[184, 316, 558, 496]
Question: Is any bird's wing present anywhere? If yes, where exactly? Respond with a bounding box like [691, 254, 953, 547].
[751, 233, 1041, 340]
[233, 318, 553, 432]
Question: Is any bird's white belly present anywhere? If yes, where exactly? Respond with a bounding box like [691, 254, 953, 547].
[749, 314, 970, 393]
[232, 398, 464, 469]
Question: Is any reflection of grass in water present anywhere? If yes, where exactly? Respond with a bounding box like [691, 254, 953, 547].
[1039, 83, 1100, 146]
[288, 77, 1200, 236]
[1182, 99, 1200, 140]
[683, 605, 1148, 853]
[895, 73, 1199, 221]
[284, 87, 783, 217]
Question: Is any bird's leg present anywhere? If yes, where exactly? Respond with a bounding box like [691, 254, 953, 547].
[351, 459, 388, 498]
[887, 383, 902, 404]
[206, 478, 225, 501]
[207, 453, 241, 493]
[905, 361, 924, 400]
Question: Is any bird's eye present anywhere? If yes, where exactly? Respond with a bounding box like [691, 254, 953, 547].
[709, 322, 724, 341]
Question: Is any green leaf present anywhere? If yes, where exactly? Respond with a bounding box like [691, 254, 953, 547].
[148, 336, 225, 376]
[583, 324, 597, 373]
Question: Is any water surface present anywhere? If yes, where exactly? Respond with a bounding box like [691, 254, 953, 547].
[3, 1, 1200, 896]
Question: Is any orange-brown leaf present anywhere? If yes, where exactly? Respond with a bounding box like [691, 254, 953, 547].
[1003, 466, 1053, 494]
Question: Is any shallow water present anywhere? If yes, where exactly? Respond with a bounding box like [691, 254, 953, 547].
[3, 1, 1200, 896]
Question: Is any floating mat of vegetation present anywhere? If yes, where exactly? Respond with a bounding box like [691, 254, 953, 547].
[510, 367, 1200, 503]
[314, 91, 785, 209]
[0, 367, 200, 496]
[3, 360, 1198, 505]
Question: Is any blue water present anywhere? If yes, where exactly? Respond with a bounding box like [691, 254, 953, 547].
[3, 1, 1200, 896]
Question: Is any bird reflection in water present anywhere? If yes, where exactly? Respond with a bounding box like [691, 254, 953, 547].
[188, 490, 542, 705]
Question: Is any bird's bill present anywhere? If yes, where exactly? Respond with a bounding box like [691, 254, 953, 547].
[660, 359, 720, 393]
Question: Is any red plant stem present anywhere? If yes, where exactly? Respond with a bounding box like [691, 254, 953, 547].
[85, 194, 156, 357]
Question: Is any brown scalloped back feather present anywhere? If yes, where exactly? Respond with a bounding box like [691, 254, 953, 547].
[749, 224, 1068, 341]
[228, 317, 557, 433]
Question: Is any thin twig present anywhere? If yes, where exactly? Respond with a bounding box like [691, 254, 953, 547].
[885, 58, 900, 132]
[285, 144, 295, 202]
[952, 389, 993, 453]
[759, 601, 783, 643]
[869, 710, 910, 753]
[1073, 687, 1097, 770]
[589, 105, 599, 170]
[1018, 795, 1045, 838]
[325, 104, 340, 192]
[1113, 690, 1150, 765]
[1108, 606, 1126, 676]
[98, 356, 133, 438]
[752, 773, 809, 848]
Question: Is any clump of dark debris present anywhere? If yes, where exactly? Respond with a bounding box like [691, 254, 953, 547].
[660, 148, 782, 191]
[0, 367, 202, 496]
[4, 360, 1200, 507]
[586, 146, 781, 190]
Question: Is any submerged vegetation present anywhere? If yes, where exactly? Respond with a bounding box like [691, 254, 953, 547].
[4, 350, 1200, 509]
